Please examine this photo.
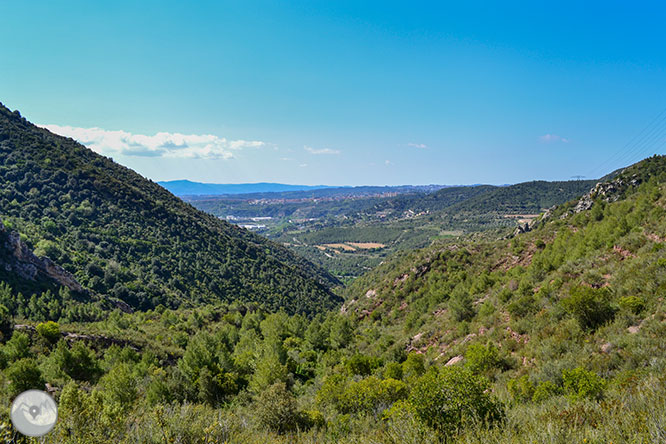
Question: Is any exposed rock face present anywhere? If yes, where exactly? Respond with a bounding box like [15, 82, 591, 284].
[573, 175, 640, 214]
[0, 220, 85, 293]
[445, 355, 464, 366]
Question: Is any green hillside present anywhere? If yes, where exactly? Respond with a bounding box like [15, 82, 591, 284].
[0, 156, 663, 443]
[0, 104, 341, 315]
[269, 180, 596, 280]
[441, 179, 596, 215]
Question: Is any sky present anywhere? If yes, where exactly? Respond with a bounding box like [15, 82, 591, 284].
[1, 1, 666, 186]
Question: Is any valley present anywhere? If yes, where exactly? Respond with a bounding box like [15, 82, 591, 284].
[0, 106, 664, 443]
[182, 179, 597, 280]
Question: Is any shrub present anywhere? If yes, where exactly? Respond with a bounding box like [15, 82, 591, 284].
[532, 380, 561, 402]
[562, 367, 605, 401]
[507, 375, 535, 403]
[449, 289, 475, 322]
[618, 296, 645, 314]
[48, 340, 101, 382]
[6, 358, 44, 396]
[561, 286, 615, 330]
[316, 374, 347, 409]
[338, 376, 408, 415]
[507, 294, 537, 318]
[36, 321, 61, 344]
[402, 352, 425, 381]
[345, 353, 380, 376]
[465, 343, 503, 376]
[255, 382, 301, 434]
[408, 367, 504, 437]
[384, 361, 403, 380]
[3, 331, 30, 361]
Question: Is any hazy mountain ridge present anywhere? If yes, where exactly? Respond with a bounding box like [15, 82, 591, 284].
[159, 180, 334, 196]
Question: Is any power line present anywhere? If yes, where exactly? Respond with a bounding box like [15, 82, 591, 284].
[588, 107, 666, 178]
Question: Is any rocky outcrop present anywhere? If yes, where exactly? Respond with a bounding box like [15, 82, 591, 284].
[573, 175, 640, 214]
[0, 220, 85, 293]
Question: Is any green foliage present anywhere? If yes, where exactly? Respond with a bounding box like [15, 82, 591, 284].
[408, 367, 504, 437]
[0, 303, 13, 342]
[465, 343, 503, 376]
[449, 288, 475, 322]
[345, 354, 380, 376]
[384, 361, 403, 380]
[338, 376, 408, 415]
[45, 340, 101, 382]
[562, 367, 606, 401]
[532, 380, 561, 403]
[36, 320, 60, 343]
[402, 353, 425, 381]
[561, 286, 616, 330]
[507, 375, 535, 403]
[6, 358, 44, 396]
[329, 316, 353, 349]
[618, 295, 645, 314]
[99, 363, 138, 413]
[3, 331, 30, 361]
[255, 382, 303, 434]
[0, 103, 340, 316]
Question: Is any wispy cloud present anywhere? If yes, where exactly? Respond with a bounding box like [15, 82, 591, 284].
[539, 134, 570, 143]
[408, 142, 428, 149]
[40, 124, 265, 159]
[304, 145, 340, 155]
[385, 160, 391, 166]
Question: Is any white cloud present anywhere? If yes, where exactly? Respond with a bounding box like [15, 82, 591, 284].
[304, 145, 340, 155]
[539, 134, 570, 143]
[385, 160, 391, 166]
[299, 163, 308, 168]
[408, 142, 427, 149]
[39, 124, 265, 159]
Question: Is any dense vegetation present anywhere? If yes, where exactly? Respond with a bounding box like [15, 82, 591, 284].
[266, 180, 596, 279]
[0, 103, 340, 315]
[0, 154, 664, 442]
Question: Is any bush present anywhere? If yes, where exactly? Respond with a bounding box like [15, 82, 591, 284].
[36, 321, 60, 344]
[6, 358, 44, 396]
[402, 353, 425, 381]
[255, 382, 301, 434]
[532, 380, 561, 402]
[384, 362, 403, 380]
[465, 343, 503, 376]
[408, 367, 504, 437]
[449, 289, 475, 322]
[47, 340, 101, 382]
[3, 331, 30, 361]
[507, 375, 535, 403]
[618, 296, 645, 314]
[562, 367, 605, 401]
[346, 354, 380, 376]
[339, 376, 408, 415]
[561, 286, 615, 330]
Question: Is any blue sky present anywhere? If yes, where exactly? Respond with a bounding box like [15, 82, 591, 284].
[1, 1, 665, 185]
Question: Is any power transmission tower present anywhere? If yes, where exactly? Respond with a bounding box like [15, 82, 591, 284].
[571, 175, 585, 181]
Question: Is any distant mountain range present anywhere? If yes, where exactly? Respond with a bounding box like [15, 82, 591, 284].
[159, 180, 452, 198]
[158, 180, 333, 196]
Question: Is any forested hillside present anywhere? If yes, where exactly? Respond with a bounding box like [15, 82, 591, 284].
[0, 156, 664, 443]
[0, 103, 340, 315]
[268, 180, 597, 280]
